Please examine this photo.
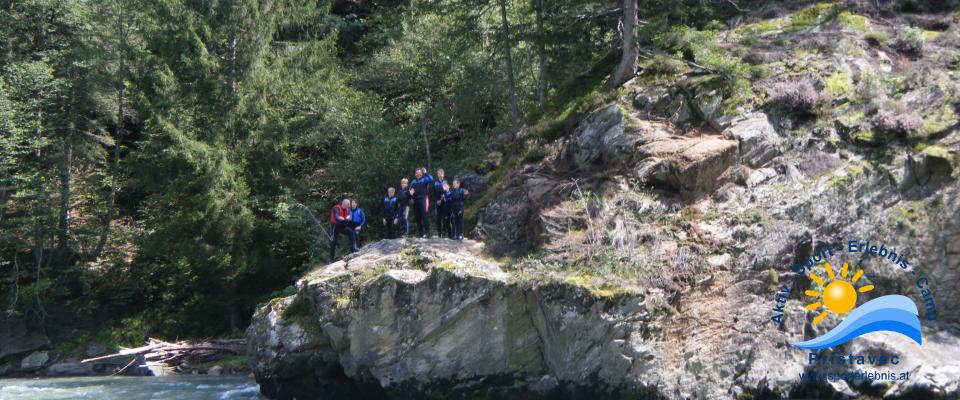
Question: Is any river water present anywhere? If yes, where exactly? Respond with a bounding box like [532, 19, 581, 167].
[0, 375, 265, 399]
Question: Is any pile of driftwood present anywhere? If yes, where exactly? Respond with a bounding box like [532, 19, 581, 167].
[81, 337, 245, 376]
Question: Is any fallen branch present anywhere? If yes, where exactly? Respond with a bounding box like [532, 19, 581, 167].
[80, 342, 162, 363]
[82, 338, 246, 373]
[111, 356, 140, 376]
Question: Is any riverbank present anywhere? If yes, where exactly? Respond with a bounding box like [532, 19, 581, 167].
[0, 326, 251, 378]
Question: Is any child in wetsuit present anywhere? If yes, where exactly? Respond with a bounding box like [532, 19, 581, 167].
[397, 178, 412, 236]
[383, 187, 400, 239]
[443, 180, 468, 240]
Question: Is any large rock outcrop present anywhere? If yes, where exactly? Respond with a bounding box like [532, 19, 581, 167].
[251, 6, 960, 399]
[247, 239, 960, 400]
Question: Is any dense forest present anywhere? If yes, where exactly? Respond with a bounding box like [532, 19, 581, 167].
[0, 0, 758, 342]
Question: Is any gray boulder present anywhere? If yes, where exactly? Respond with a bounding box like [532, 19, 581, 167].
[724, 113, 782, 168]
[0, 325, 49, 362]
[453, 171, 487, 194]
[568, 104, 636, 168]
[0, 360, 18, 376]
[85, 342, 108, 358]
[475, 164, 561, 255]
[248, 239, 661, 399]
[20, 351, 49, 372]
[45, 360, 94, 376]
[636, 136, 739, 197]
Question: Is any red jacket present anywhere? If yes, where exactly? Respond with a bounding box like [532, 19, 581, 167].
[330, 204, 350, 225]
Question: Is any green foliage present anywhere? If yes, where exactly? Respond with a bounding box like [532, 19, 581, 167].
[865, 31, 888, 46]
[737, 18, 781, 36]
[648, 26, 747, 79]
[788, 3, 842, 32]
[896, 26, 926, 55]
[897, 0, 921, 12]
[824, 71, 853, 100]
[838, 12, 868, 32]
[943, 51, 960, 70]
[920, 104, 957, 135]
[642, 55, 687, 76]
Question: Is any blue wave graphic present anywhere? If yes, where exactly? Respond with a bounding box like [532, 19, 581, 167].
[791, 294, 923, 350]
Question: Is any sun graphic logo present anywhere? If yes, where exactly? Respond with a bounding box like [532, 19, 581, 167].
[792, 261, 923, 350]
[802, 262, 874, 325]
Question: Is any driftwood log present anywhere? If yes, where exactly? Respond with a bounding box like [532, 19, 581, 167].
[81, 338, 245, 375]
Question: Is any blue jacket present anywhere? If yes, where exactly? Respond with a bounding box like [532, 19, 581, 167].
[410, 174, 434, 198]
[383, 196, 399, 219]
[432, 178, 448, 200]
[349, 208, 366, 227]
[446, 188, 466, 209]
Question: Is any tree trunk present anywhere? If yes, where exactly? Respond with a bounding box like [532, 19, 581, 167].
[93, 1, 125, 260]
[227, 34, 238, 148]
[58, 86, 77, 255]
[32, 93, 47, 321]
[228, 35, 237, 95]
[421, 110, 432, 170]
[499, 0, 522, 126]
[535, 0, 547, 105]
[57, 128, 72, 253]
[0, 172, 8, 226]
[604, 0, 639, 91]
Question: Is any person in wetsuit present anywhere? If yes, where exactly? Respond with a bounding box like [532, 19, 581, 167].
[409, 167, 434, 238]
[329, 198, 357, 262]
[349, 199, 366, 247]
[383, 187, 400, 239]
[431, 168, 449, 237]
[444, 179, 469, 240]
[397, 178, 412, 236]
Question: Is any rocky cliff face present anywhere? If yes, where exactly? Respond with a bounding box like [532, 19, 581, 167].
[250, 4, 960, 399]
[247, 239, 959, 399]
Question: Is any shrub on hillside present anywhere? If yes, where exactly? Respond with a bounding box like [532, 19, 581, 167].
[855, 69, 887, 111]
[895, 26, 926, 55]
[944, 50, 960, 70]
[873, 104, 923, 136]
[864, 31, 888, 46]
[768, 78, 827, 114]
[642, 54, 685, 75]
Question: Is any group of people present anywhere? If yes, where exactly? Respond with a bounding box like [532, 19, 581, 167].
[328, 167, 469, 262]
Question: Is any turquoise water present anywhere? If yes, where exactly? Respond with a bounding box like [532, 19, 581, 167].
[0, 376, 265, 399]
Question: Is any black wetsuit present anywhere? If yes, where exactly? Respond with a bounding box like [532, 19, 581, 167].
[445, 188, 467, 240]
[383, 195, 399, 239]
[432, 178, 449, 237]
[410, 174, 433, 237]
[396, 186, 412, 236]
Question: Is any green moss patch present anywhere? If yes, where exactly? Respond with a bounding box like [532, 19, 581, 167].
[737, 18, 782, 36]
[827, 161, 872, 188]
[920, 105, 957, 136]
[825, 71, 853, 100]
[838, 12, 868, 32]
[788, 3, 842, 32]
[838, 109, 866, 127]
[562, 272, 633, 299]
